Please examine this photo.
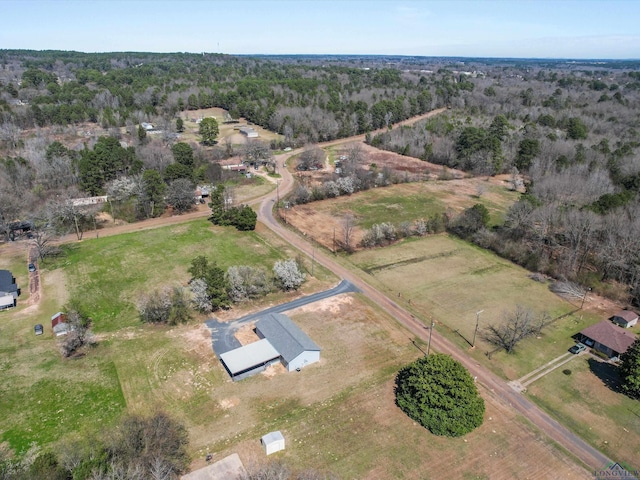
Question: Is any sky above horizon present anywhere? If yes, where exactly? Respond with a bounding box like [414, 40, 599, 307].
[1, 0, 638, 59]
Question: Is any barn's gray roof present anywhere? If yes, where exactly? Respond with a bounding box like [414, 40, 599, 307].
[0, 270, 14, 287]
[219, 339, 279, 375]
[255, 313, 320, 364]
[0, 270, 17, 295]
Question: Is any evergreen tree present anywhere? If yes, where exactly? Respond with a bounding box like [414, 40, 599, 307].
[619, 338, 640, 399]
[199, 117, 219, 146]
[395, 354, 485, 437]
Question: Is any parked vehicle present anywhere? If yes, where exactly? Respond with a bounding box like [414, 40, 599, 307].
[28, 263, 36, 272]
[569, 343, 587, 354]
[34, 324, 43, 335]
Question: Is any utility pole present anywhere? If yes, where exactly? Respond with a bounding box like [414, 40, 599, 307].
[580, 288, 591, 309]
[473, 310, 484, 347]
[427, 319, 435, 355]
[333, 227, 336, 254]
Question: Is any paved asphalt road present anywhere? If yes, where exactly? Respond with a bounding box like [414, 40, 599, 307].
[252, 111, 615, 475]
[205, 279, 359, 356]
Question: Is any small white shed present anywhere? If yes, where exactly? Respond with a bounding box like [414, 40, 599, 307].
[261, 431, 285, 455]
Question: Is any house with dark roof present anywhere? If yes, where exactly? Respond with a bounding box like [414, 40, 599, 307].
[0, 270, 19, 300]
[610, 310, 639, 329]
[255, 313, 321, 372]
[578, 320, 637, 359]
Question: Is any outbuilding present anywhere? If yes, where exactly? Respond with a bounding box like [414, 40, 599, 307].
[255, 313, 321, 372]
[219, 338, 280, 381]
[610, 310, 639, 329]
[261, 431, 285, 455]
[0, 294, 15, 310]
[51, 312, 70, 336]
[239, 126, 259, 138]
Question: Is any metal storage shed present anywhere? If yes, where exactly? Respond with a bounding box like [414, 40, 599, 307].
[256, 314, 321, 372]
[219, 339, 280, 381]
[261, 431, 285, 455]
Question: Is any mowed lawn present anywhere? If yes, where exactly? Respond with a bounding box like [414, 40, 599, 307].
[527, 357, 640, 472]
[50, 219, 302, 333]
[348, 234, 602, 380]
[0, 219, 332, 453]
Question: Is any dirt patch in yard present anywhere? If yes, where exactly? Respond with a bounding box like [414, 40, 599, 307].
[234, 324, 259, 346]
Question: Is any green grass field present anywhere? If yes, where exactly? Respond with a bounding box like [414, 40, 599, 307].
[0, 218, 588, 478]
[0, 219, 334, 454]
[527, 357, 640, 471]
[316, 180, 519, 230]
[348, 234, 602, 379]
[47, 219, 297, 332]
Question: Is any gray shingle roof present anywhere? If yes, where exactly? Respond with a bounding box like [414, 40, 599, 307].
[256, 313, 320, 364]
[0, 270, 18, 295]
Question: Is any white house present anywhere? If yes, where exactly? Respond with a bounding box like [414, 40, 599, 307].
[611, 310, 639, 328]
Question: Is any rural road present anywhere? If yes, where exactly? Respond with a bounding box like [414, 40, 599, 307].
[5, 107, 612, 473]
[255, 110, 613, 473]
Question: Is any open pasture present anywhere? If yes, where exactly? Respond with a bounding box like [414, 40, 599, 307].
[285, 179, 519, 252]
[349, 234, 602, 379]
[179, 295, 587, 480]
[0, 219, 589, 479]
[528, 357, 640, 472]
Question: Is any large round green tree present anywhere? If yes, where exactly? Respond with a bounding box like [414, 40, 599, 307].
[395, 353, 485, 437]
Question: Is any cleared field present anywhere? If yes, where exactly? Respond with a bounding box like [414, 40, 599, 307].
[182, 295, 587, 479]
[285, 179, 519, 252]
[348, 234, 602, 379]
[47, 219, 319, 333]
[0, 219, 589, 479]
[527, 357, 640, 472]
[178, 107, 282, 145]
[0, 219, 334, 453]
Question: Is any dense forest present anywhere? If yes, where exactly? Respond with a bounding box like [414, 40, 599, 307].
[1, 51, 640, 305]
[368, 62, 640, 305]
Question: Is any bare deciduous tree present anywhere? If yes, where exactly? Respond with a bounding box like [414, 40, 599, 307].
[341, 213, 356, 251]
[483, 305, 548, 353]
[32, 228, 59, 261]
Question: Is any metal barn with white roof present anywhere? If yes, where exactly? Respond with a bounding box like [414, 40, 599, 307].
[217, 313, 321, 381]
[219, 339, 280, 381]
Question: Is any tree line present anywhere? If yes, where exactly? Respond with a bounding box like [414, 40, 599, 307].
[368, 64, 640, 306]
